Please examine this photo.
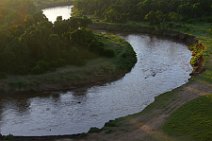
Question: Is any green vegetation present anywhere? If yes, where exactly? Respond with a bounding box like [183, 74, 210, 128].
[73, 0, 211, 77]
[73, 0, 211, 23]
[0, 0, 96, 75]
[0, 0, 125, 75]
[0, 33, 136, 92]
[0, 0, 137, 91]
[163, 95, 212, 141]
[174, 23, 212, 83]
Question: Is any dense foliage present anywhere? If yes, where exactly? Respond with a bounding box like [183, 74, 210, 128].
[73, 0, 212, 23]
[0, 0, 114, 75]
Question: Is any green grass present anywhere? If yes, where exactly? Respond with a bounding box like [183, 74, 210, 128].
[162, 95, 212, 141]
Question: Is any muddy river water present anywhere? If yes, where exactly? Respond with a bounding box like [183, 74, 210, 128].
[0, 6, 192, 136]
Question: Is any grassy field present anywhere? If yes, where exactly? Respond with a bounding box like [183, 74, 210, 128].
[163, 95, 212, 141]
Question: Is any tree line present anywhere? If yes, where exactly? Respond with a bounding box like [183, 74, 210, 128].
[73, 0, 212, 23]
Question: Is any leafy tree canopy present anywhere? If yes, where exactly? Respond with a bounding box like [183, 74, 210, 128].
[73, 0, 212, 23]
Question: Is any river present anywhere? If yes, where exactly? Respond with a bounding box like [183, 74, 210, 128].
[0, 6, 192, 136]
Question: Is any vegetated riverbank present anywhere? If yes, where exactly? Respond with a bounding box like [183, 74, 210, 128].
[3, 22, 211, 141]
[0, 33, 136, 93]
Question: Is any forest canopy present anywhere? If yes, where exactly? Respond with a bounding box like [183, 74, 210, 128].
[73, 0, 212, 23]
